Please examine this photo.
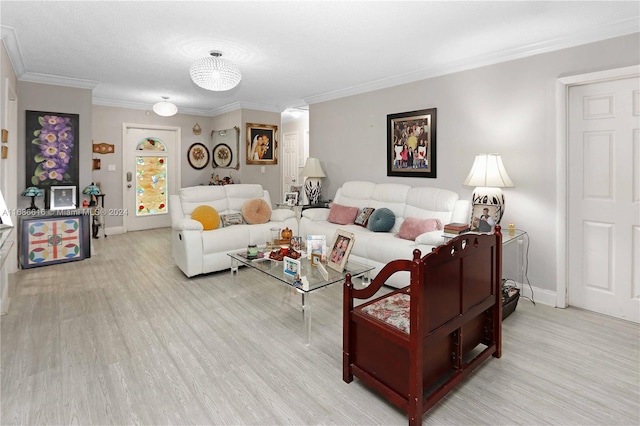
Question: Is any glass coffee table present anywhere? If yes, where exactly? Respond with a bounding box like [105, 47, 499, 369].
[228, 250, 374, 345]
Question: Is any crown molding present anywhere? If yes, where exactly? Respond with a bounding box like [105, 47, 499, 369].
[20, 72, 99, 90]
[304, 18, 639, 105]
[93, 97, 213, 117]
[1, 26, 24, 76]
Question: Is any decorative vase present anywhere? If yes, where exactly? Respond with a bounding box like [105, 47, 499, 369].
[304, 178, 322, 205]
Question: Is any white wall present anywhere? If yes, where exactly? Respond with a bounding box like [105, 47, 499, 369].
[309, 33, 640, 295]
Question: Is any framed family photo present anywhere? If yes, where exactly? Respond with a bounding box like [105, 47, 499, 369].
[246, 123, 278, 165]
[387, 108, 437, 178]
[327, 229, 355, 273]
[469, 204, 499, 233]
[284, 191, 298, 206]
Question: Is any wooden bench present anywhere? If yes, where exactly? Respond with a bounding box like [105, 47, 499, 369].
[343, 227, 503, 425]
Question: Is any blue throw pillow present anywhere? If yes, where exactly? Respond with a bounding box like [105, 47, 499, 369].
[367, 208, 395, 232]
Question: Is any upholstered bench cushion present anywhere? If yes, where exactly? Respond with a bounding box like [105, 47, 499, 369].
[360, 293, 410, 334]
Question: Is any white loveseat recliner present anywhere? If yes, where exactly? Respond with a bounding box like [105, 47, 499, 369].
[170, 184, 298, 277]
[299, 181, 470, 287]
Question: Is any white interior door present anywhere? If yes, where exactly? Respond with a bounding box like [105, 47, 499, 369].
[123, 125, 180, 232]
[568, 76, 640, 322]
[283, 131, 299, 200]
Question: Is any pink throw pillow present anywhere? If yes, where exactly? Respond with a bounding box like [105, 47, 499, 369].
[397, 217, 443, 240]
[327, 203, 359, 225]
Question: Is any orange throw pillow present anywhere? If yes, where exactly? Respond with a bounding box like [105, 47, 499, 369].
[191, 205, 220, 230]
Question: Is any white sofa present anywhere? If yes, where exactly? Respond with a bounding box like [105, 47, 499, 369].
[170, 184, 298, 277]
[299, 181, 470, 287]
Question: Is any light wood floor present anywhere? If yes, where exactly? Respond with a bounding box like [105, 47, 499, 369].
[1, 228, 638, 425]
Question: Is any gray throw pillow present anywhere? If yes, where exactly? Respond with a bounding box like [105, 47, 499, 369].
[367, 208, 395, 232]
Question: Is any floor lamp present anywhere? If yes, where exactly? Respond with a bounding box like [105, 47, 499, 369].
[300, 157, 326, 205]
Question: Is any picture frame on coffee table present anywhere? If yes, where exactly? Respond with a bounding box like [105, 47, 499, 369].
[327, 229, 355, 273]
[283, 256, 300, 277]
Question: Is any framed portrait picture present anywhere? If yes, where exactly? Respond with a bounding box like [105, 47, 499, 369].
[387, 108, 437, 178]
[284, 191, 298, 206]
[246, 123, 278, 165]
[49, 186, 77, 210]
[327, 229, 355, 273]
[469, 204, 499, 233]
[187, 142, 210, 170]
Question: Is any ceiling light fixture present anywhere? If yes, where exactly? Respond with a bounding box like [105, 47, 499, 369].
[190, 51, 242, 91]
[153, 97, 178, 117]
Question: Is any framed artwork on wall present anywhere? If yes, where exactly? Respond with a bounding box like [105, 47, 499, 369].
[187, 142, 210, 170]
[387, 108, 437, 178]
[246, 123, 278, 165]
[211, 126, 240, 169]
[25, 111, 79, 195]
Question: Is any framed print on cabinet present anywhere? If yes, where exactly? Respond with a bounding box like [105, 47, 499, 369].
[246, 123, 278, 165]
[49, 186, 77, 210]
[387, 108, 436, 178]
[187, 142, 210, 170]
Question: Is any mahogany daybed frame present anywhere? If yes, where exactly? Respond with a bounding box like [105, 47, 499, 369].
[343, 227, 502, 425]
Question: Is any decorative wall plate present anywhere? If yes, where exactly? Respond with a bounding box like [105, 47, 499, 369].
[187, 142, 210, 170]
[212, 143, 233, 167]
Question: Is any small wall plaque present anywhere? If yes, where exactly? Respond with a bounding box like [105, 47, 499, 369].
[93, 143, 114, 154]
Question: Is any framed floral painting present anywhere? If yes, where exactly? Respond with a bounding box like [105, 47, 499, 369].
[26, 111, 79, 195]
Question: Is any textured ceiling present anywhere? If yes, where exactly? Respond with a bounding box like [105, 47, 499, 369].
[1, 1, 638, 117]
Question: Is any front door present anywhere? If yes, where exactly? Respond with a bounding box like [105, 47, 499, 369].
[123, 125, 180, 232]
[567, 76, 640, 322]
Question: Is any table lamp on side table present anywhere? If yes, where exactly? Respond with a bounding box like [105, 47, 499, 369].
[22, 186, 43, 210]
[300, 157, 326, 205]
[83, 183, 101, 206]
[463, 153, 514, 224]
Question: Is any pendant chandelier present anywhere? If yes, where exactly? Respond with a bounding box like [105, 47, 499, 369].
[153, 96, 178, 117]
[190, 51, 242, 91]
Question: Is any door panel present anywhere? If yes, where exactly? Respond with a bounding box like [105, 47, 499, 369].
[123, 126, 179, 232]
[568, 77, 640, 322]
[283, 132, 298, 198]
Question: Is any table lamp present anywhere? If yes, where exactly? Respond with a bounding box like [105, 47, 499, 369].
[83, 183, 101, 206]
[463, 153, 514, 224]
[300, 157, 326, 205]
[22, 186, 43, 211]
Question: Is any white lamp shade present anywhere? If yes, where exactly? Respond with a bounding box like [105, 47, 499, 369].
[299, 157, 326, 178]
[153, 100, 178, 117]
[464, 154, 514, 188]
[190, 54, 242, 91]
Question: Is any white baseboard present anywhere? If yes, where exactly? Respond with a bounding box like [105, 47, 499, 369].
[105, 226, 124, 235]
[518, 283, 558, 307]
